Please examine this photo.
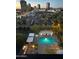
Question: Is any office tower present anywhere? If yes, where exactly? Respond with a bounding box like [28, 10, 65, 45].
[28, 3, 31, 7]
[20, 0, 27, 12]
[46, 2, 50, 9]
[37, 4, 40, 9]
[28, 3, 32, 11]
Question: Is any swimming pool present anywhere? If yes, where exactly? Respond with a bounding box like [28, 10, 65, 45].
[38, 37, 57, 45]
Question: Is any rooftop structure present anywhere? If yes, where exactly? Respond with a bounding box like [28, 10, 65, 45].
[26, 33, 35, 43]
[28, 33, 35, 36]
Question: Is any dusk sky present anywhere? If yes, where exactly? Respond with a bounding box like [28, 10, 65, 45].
[16, 0, 63, 9]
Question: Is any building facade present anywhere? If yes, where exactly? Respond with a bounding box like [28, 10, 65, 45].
[46, 2, 50, 10]
[28, 3, 31, 7]
[20, 0, 27, 12]
[37, 4, 40, 9]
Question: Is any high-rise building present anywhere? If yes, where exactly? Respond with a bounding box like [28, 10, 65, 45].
[37, 4, 40, 9]
[28, 3, 31, 7]
[46, 2, 50, 9]
[28, 3, 32, 11]
[20, 0, 27, 12]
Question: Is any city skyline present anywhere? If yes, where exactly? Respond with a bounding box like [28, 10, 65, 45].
[16, 0, 63, 9]
[16, 0, 63, 55]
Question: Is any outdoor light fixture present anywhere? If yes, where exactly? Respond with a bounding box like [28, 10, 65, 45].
[43, 38, 50, 43]
[32, 45, 35, 48]
[22, 46, 26, 50]
[45, 38, 48, 41]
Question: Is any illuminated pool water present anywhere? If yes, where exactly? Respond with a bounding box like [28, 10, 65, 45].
[38, 37, 57, 45]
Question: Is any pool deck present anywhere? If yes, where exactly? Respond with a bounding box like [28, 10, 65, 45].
[37, 36, 58, 54]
